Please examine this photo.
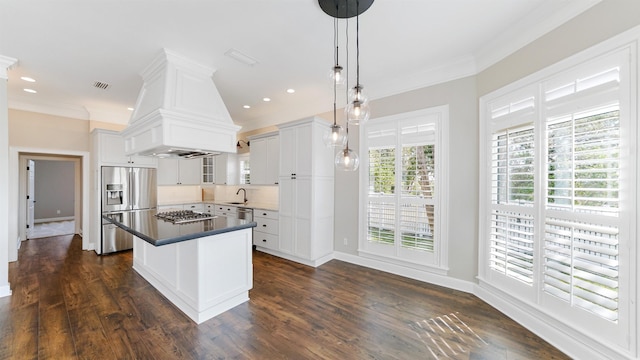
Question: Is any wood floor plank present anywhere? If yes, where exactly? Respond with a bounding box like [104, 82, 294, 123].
[3, 235, 571, 359]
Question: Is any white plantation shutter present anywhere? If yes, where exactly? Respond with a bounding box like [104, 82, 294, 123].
[480, 46, 633, 339]
[542, 60, 623, 321]
[362, 107, 448, 268]
[488, 91, 537, 285]
[489, 210, 534, 284]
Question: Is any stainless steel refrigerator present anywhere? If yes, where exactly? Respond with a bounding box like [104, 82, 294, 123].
[101, 166, 157, 254]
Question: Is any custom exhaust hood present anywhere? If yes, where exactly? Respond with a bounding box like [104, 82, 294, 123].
[122, 49, 241, 158]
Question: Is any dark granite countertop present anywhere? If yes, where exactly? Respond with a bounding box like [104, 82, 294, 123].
[102, 209, 256, 247]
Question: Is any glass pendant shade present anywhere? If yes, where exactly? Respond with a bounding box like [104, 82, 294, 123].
[330, 65, 345, 85]
[346, 99, 370, 125]
[324, 123, 347, 147]
[348, 84, 368, 103]
[335, 147, 360, 171]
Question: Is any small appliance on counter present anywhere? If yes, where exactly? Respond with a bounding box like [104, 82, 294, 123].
[101, 166, 157, 254]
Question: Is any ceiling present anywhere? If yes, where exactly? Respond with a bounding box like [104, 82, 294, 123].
[0, 0, 599, 132]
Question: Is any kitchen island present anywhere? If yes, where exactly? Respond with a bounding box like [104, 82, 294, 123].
[103, 210, 256, 324]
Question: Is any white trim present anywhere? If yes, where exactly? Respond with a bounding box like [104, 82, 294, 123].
[34, 216, 75, 224]
[474, 0, 602, 72]
[0, 285, 11, 298]
[0, 55, 17, 79]
[475, 281, 635, 360]
[479, 24, 640, 358]
[9, 147, 91, 262]
[359, 105, 450, 272]
[255, 247, 333, 268]
[334, 251, 473, 294]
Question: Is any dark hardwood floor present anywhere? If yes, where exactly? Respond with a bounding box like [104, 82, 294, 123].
[1, 235, 569, 359]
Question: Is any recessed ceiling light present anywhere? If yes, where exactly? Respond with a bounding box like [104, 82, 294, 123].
[287, 89, 295, 94]
[243, 105, 251, 109]
[127, 107, 134, 111]
[21, 76, 36, 82]
[263, 97, 271, 102]
[23, 88, 37, 93]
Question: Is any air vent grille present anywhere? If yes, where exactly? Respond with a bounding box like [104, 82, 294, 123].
[93, 81, 110, 90]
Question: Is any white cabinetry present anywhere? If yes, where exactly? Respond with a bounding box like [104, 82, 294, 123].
[214, 204, 237, 218]
[249, 132, 280, 185]
[202, 156, 215, 184]
[214, 153, 238, 185]
[253, 209, 279, 250]
[93, 129, 158, 167]
[157, 158, 201, 185]
[277, 117, 334, 267]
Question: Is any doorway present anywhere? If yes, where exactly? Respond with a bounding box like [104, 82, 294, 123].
[26, 159, 76, 239]
[8, 147, 91, 263]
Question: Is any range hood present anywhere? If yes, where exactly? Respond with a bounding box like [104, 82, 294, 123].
[121, 49, 241, 158]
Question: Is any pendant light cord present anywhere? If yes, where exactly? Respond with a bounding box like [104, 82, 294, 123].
[356, 0, 360, 87]
[344, 0, 350, 151]
[333, 16, 338, 127]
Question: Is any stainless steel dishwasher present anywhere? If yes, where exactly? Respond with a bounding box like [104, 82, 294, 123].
[237, 207, 253, 221]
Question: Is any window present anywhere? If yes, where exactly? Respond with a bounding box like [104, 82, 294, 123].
[361, 106, 448, 270]
[239, 154, 250, 185]
[479, 47, 634, 348]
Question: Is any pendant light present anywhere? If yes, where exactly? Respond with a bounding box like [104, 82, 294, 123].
[334, 126, 360, 171]
[324, 16, 347, 148]
[319, 0, 373, 171]
[345, 2, 370, 125]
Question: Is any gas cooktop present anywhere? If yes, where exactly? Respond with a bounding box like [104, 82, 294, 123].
[155, 210, 217, 224]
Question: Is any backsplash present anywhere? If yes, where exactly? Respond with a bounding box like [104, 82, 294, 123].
[158, 185, 203, 205]
[160, 184, 279, 208]
[205, 185, 279, 208]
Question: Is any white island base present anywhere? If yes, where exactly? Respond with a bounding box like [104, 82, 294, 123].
[132, 228, 253, 324]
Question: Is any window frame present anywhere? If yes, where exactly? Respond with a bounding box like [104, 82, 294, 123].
[359, 106, 449, 273]
[479, 43, 637, 352]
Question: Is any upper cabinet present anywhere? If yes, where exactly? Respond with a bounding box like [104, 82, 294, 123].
[157, 158, 201, 185]
[279, 119, 332, 179]
[249, 132, 279, 185]
[215, 153, 238, 185]
[92, 129, 157, 167]
[202, 156, 215, 184]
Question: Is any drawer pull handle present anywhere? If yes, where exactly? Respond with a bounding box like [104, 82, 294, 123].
[262, 213, 267, 216]
[262, 239, 267, 242]
[262, 224, 267, 227]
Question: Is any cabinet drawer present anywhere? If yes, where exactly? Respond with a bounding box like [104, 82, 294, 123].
[253, 231, 278, 250]
[254, 209, 278, 220]
[184, 203, 204, 211]
[255, 217, 278, 235]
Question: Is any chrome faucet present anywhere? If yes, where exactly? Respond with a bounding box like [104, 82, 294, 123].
[236, 188, 247, 203]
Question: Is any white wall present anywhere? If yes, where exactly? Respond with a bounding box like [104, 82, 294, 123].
[0, 56, 16, 297]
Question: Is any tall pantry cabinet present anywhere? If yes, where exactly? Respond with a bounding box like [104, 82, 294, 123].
[278, 117, 334, 267]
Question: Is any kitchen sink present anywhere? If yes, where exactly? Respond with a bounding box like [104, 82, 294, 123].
[226, 202, 246, 205]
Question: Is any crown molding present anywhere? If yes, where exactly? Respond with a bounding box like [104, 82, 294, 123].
[0, 55, 18, 80]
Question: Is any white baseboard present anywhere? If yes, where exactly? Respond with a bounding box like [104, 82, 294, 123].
[34, 216, 75, 223]
[0, 285, 11, 298]
[475, 281, 634, 360]
[333, 251, 475, 294]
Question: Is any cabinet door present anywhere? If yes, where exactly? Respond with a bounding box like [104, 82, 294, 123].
[214, 154, 238, 185]
[293, 125, 313, 177]
[130, 155, 158, 167]
[266, 135, 280, 184]
[100, 132, 130, 165]
[250, 138, 268, 185]
[201, 156, 215, 184]
[157, 158, 179, 185]
[293, 178, 312, 258]
[178, 158, 201, 185]
[279, 127, 297, 177]
[278, 177, 295, 254]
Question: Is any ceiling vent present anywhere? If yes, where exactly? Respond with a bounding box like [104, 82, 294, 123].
[93, 81, 110, 90]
